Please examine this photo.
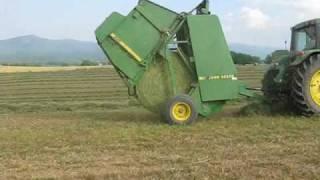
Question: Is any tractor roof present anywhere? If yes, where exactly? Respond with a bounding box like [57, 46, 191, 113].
[292, 18, 320, 30]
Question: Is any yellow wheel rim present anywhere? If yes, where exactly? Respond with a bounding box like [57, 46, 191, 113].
[172, 102, 192, 121]
[310, 70, 320, 106]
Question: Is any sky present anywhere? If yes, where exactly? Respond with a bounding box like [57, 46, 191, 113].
[0, 0, 319, 47]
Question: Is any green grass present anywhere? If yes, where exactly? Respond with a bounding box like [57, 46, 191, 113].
[2, 65, 319, 179]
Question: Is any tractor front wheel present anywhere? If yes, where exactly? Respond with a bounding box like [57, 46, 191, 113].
[164, 95, 198, 125]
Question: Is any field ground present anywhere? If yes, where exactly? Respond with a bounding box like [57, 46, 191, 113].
[1, 65, 320, 179]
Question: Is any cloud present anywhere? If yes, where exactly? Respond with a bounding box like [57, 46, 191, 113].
[289, 0, 320, 20]
[219, 0, 320, 47]
[240, 7, 270, 29]
[242, 0, 320, 21]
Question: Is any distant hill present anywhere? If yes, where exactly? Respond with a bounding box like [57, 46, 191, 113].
[229, 43, 279, 59]
[0, 35, 278, 65]
[0, 35, 106, 65]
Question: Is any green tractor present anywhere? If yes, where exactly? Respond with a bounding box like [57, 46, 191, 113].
[263, 19, 320, 115]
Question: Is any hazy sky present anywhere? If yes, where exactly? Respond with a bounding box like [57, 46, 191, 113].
[0, 0, 319, 47]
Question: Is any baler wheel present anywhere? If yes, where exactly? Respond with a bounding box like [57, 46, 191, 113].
[291, 55, 320, 116]
[164, 95, 198, 125]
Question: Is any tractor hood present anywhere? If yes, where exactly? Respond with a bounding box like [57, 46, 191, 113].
[290, 49, 320, 66]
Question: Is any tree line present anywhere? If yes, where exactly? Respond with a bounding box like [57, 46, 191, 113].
[231, 51, 261, 65]
[1, 51, 268, 66]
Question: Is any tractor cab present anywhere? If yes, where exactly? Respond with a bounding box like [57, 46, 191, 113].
[291, 19, 320, 52]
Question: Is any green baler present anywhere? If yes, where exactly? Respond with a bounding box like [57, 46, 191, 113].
[96, 0, 251, 125]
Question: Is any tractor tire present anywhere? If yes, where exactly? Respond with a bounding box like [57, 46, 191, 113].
[291, 55, 320, 116]
[262, 66, 280, 102]
[164, 95, 198, 125]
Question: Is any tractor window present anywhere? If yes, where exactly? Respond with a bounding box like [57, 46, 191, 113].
[292, 26, 317, 51]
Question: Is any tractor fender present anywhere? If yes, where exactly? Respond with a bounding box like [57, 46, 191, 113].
[290, 50, 320, 66]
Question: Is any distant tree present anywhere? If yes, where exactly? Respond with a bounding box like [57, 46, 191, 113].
[264, 55, 273, 64]
[100, 61, 108, 65]
[264, 50, 290, 64]
[46, 61, 73, 66]
[231, 51, 261, 65]
[80, 60, 99, 66]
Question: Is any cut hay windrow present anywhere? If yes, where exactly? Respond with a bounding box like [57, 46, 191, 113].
[0, 65, 267, 113]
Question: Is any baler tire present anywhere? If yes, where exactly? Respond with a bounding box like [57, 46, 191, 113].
[164, 95, 198, 125]
[291, 55, 320, 116]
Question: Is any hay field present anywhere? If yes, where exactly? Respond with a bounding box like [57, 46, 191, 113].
[0, 65, 266, 113]
[1, 65, 320, 179]
[0, 65, 108, 73]
[0, 67, 129, 113]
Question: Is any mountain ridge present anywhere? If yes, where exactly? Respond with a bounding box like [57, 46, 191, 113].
[0, 35, 106, 65]
[0, 35, 279, 65]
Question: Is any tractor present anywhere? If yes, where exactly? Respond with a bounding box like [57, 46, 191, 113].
[263, 19, 320, 116]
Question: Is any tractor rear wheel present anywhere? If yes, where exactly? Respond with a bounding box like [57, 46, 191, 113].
[291, 55, 320, 115]
[164, 95, 198, 125]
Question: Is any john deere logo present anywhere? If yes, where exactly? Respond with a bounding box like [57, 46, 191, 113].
[198, 75, 237, 81]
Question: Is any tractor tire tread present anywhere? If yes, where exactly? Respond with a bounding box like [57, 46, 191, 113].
[291, 57, 318, 116]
